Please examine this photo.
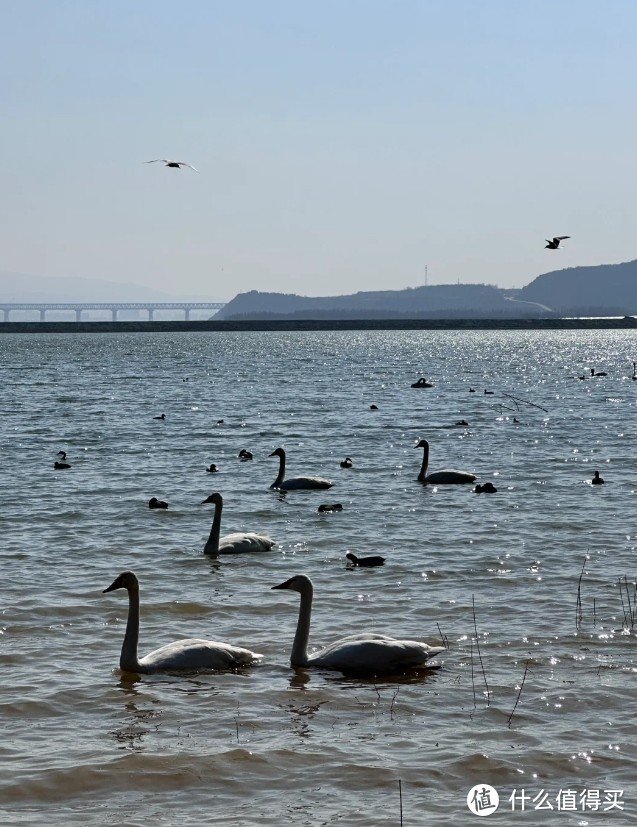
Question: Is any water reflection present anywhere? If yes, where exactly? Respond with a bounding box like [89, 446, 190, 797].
[109, 676, 163, 751]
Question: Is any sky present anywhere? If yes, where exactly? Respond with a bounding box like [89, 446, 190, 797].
[2, 0, 637, 300]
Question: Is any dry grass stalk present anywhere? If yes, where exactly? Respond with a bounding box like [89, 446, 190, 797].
[507, 660, 529, 727]
[472, 594, 490, 706]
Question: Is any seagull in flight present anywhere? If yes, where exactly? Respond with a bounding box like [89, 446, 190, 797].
[145, 159, 199, 172]
[545, 236, 570, 249]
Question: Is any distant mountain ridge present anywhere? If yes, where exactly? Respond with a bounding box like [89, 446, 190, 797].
[518, 259, 637, 315]
[214, 283, 548, 320]
[215, 258, 637, 319]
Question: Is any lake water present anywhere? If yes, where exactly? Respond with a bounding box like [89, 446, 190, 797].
[1, 329, 636, 825]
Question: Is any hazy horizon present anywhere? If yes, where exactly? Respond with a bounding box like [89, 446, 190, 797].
[3, 1, 637, 298]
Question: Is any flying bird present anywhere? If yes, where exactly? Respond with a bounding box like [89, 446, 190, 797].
[545, 236, 570, 249]
[145, 159, 199, 172]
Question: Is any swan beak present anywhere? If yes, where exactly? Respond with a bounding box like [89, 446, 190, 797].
[102, 579, 119, 593]
[271, 579, 292, 590]
[268, 450, 277, 457]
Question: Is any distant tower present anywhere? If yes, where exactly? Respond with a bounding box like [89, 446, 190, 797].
[425, 265, 428, 287]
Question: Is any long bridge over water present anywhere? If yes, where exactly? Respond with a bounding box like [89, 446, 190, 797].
[0, 302, 227, 322]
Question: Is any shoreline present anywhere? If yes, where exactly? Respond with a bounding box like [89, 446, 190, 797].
[0, 317, 636, 333]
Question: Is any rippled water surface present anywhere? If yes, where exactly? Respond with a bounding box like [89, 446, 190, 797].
[2, 329, 637, 825]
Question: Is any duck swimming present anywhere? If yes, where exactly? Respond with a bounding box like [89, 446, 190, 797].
[148, 497, 168, 509]
[591, 471, 605, 485]
[474, 482, 497, 493]
[206, 464, 219, 473]
[346, 552, 385, 567]
[318, 503, 343, 513]
[340, 457, 353, 468]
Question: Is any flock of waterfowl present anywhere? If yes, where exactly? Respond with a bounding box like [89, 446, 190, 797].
[58, 366, 613, 679]
[96, 435, 480, 677]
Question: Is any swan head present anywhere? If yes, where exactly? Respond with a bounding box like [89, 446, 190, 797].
[269, 447, 285, 459]
[57, 450, 67, 459]
[103, 570, 139, 593]
[415, 439, 429, 449]
[271, 574, 312, 594]
[201, 492, 222, 506]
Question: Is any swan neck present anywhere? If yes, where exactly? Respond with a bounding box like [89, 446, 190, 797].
[418, 443, 429, 482]
[204, 500, 222, 553]
[272, 453, 286, 488]
[290, 582, 312, 667]
[120, 586, 141, 672]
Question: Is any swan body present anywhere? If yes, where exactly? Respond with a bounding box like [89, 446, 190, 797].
[591, 368, 607, 377]
[201, 492, 275, 554]
[269, 448, 333, 491]
[153, 413, 165, 420]
[54, 461, 71, 469]
[411, 377, 433, 388]
[591, 471, 605, 485]
[103, 571, 261, 673]
[346, 552, 385, 567]
[149, 497, 168, 509]
[272, 574, 444, 672]
[415, 439, 476, 485]
[340, 457, 353, 468]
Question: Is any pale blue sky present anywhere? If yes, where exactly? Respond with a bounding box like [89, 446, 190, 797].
[2, 0, 636, 298]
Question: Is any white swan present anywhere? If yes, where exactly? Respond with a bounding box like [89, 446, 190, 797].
[102, 571, 262, 673]
[269, 448, 333, 491]
[415, 438, 476, 484]
[201, 492, 275, 554]
[271, 574, 445, 673]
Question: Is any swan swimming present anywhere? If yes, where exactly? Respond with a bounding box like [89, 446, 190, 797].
[269, 448, 333, 491]
[411, 377, 433, 388]
[415, 439, 476, 485]
[271, 574, 444, 673]
[102, 571, 262, 673]
[201, 492, 275, 554]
